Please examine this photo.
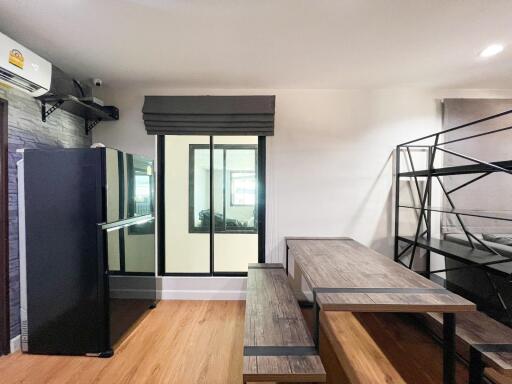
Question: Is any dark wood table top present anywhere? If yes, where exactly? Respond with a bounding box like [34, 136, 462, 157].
[287, 238, 476, 313]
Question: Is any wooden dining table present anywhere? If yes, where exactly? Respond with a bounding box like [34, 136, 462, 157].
[286, 237, 476, 384]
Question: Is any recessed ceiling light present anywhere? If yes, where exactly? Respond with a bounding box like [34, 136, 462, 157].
[480, 44, 504, 58]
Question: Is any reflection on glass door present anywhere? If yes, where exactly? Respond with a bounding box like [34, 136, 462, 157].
[105, 150, 155, 275]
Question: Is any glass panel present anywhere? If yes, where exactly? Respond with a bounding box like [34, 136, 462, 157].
[106, 152, 155, 274]
[212, 147, 224, 231]
[128, 154, 154, 217]
[127, 154, 155, 236]
[165, 136, 210, 273]
[107, 230, 121, 271]
[191, 147, 212, 232]
[231, 171, 256, 206]
[105, 222, 156, 274]
[225, 150, 257, 232]
[213, 136, 258, 273]
[123, 224, 156, 273]
[105, 149, 121, 223]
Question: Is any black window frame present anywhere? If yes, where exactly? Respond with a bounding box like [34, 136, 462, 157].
[157, 136, 266, 277]
[188, 144, 258, 234]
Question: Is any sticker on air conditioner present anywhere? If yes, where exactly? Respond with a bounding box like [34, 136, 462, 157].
[9, 49, 24, 69]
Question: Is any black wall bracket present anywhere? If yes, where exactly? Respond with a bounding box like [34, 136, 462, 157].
[40, 96, 119, 136]
[85, 119, 102, 135]
[41, 100, 64, 123]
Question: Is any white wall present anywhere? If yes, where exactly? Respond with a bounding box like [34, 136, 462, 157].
[93, 87, 512, 295]
[95, 87, 440, 254]
[266, 89, 442, 263]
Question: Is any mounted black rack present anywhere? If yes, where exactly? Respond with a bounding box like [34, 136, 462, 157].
[399, 205, 512, 222]
[394, 106, 512, 325]
[40, 95, 119, 135]
[399, 160, 512, 177]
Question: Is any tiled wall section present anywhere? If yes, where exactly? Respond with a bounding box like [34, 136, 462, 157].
[0, 87, 91, 338]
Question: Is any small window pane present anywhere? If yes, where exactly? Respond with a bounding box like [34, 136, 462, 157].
[231, 172, 256, 206]
[192, 147, 211, 231]
[134, 175, 151, 214]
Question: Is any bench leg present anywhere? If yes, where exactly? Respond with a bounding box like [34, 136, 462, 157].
[286, 244, 289, 275]
[313, 290, 320, 349]
[469, 346, 484, 384]
[443, 313, 456, 384]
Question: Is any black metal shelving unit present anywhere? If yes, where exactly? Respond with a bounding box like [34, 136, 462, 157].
[394, 107, 512, 324]
[40, 95, 119, 135]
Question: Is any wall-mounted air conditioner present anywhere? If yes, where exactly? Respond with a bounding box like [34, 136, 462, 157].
[0, 32, 51, 97]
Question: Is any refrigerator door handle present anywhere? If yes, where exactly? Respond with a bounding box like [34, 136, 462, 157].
[99, 214, 154, 232]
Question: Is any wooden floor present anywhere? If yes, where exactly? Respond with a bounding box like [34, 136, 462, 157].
[345, 312, 468, 384]
[1, 300, 501, 384]
[0, 301, 245, 384]
[302, 309, 471, 384]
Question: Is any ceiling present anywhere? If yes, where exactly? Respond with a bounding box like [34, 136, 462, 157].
[1, 0, 512, 89]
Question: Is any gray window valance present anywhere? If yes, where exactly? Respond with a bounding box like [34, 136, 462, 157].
[142, 95, 275, 136]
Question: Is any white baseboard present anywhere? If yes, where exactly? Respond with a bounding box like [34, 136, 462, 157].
[159, 289, 246, 300]
[108, 288, 246, 301]
[160, 276, 247, 300]
[10, 335, 20, 353]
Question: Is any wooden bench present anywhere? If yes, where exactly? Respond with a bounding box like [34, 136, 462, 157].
[243, 263, 326, 383]
[423, 312, 512, 383]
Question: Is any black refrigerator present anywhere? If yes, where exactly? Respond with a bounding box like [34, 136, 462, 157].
[18, 147, 157, 356]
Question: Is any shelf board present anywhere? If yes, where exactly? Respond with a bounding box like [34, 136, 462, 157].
[399, 205, 512, 222]
[40, 95, 119, 122]
[397, 236, 512, 276]
[399, 160, 512, 177]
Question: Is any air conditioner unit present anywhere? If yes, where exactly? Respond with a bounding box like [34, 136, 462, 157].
[0, 32, 51, 97]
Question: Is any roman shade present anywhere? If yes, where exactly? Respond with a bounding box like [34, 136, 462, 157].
[143, 95, 275, 136]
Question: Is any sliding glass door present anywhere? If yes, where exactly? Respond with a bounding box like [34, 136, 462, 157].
[164, 136, 211, 274]
[162, 135, 262, 275]
[213, 136, 258, 273]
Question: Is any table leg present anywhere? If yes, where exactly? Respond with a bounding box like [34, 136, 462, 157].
[313, 290, 320, 349]
[443, 313, 456, 384]
[469, 346, 484, 384]
[286, 245, 289, 275]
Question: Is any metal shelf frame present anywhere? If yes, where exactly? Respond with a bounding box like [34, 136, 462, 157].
[40, 95, 119, 135]
[394, 107, 512, 324]
[399, 205, 512, 223]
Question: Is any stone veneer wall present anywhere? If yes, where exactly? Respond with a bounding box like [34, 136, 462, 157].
[0, 87, 91, 339]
